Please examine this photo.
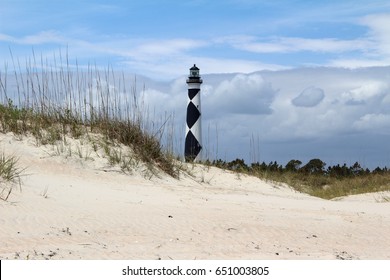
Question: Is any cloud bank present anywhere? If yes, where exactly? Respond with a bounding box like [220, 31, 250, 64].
[136, 66, 390, 168]
[204, 74, 276, 116]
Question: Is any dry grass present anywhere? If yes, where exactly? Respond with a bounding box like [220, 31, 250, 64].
[0, 51, 178, 180]
[247, 169, 390, 199]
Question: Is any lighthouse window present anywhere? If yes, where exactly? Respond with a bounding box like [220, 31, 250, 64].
[192, 71, 198, 77]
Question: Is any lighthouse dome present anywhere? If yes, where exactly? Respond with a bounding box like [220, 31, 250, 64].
[190, 64, 199, 70]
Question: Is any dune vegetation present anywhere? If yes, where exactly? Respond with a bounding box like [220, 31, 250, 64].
[0, 52, 181, 200]
[207, 158, 390, 199]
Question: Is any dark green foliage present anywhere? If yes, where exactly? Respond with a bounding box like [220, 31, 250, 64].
[301, 158, 326, 174]
[285, 159, 302, 172]
[227, 158, 249, 172]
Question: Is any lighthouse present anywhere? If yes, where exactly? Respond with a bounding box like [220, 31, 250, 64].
[185, 64, 203, 162]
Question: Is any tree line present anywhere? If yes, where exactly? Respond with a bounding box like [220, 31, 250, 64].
[207, 158, 389, 178]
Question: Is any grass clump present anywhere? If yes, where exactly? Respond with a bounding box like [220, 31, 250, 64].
[0, 152, 24, 201]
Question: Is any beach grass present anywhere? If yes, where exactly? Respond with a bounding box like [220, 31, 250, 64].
[0, 52, 178, 181]
[0, 152, 23, 201]
[256, 170, 390, 199]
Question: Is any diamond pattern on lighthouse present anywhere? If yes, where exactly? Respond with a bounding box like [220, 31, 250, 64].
[186, 102, 200, 129]
[185, 131, 202, 162]
[188, 88, 199, 100]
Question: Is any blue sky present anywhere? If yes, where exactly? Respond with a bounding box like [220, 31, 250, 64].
[2, 0, 390, 168]
[2, 0, 390, 78]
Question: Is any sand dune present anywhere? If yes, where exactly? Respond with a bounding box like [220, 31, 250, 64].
[1, 132, 389, 260]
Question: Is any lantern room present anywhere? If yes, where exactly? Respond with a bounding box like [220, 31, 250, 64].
[190, 64, 199, 77]
[187, 64, 203, 84]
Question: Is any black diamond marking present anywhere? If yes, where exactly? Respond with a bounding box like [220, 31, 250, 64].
[185, 131, 202, 161]
[188, 88, 200, 100]
[186, 102, 200, 129]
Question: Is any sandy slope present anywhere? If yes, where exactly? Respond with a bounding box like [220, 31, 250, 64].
[1, 132, 389, 260]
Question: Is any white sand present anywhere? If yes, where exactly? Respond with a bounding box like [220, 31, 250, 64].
[1, 132, 389, 260]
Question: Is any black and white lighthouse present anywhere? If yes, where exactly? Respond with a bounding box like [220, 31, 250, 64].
[185, 64, 203, 162]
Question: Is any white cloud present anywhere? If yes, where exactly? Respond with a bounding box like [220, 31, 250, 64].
[328, 13, 390, 68]
[0, 30, 71, 45]
[229, 36, 372, 54]
[360, 13, 390, 56]
[226, 67, 390, 146]
[21, 30, 66, 45]
[217, 31, 374, 54]
[131, 39, 207, 56]
[121, 55, 287, 80]
[204, 74, 276, 116]
[328, 58, 390, 68]
[340, 81, 388, 105]
[0, 33, 14, 42]
[353, 113, 390, 131]
[214, 13, 390, 69]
